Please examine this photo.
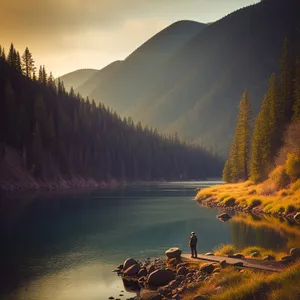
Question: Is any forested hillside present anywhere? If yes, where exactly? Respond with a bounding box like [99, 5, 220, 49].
[61, 0, 300, 155]
[223, 37, 300, 185]
[0, 44, 222, 191]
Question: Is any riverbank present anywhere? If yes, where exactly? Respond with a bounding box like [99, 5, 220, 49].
[195, 181, 300, 222]
[115, 246, 300, 300]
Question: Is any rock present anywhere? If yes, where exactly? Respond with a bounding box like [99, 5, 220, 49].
[217, 213, 231, 221]
[175, 275, 185, 282]
[219, 260, 227, 268]
[232, 253, 244, 259]
[147, 265, 155, 274]
[233, 262, 243, 267]
[158, 286, 172, 297]
[140, 289, 162, 300]
[193, 296, 205, 300]
[123, 258, 139, 271]
[205, 252, 215, 256]
[176, 263, 188, 270]
[168, 258, 178, 266]
[176, 266, 188, 276]
[109, 297, 114, 300]
[168, 279, 180, 289]
[165, 248, 182, 259]
[290, 248, 300, 257]
[294, 212, 300, 222]
[200, 263, 215, 273]
[250, 252, 260, 258]
[263, 255, 276, 261]
[280, 255, 295, 263]
[148, 269, 175, 286]
[138, 268, 148, 277]
[124, 264, 140, 276]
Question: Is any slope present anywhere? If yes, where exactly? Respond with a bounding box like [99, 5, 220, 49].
[58, 68, 98, 91]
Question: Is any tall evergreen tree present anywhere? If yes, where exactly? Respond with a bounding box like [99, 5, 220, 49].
[7, 43, 17, 67]
[222, 90, 251, 182]
[22, 47, 36, 78]
[292, 57, 300, 120]
[250, 74, 279, 182]
[279, 38, 293, 122]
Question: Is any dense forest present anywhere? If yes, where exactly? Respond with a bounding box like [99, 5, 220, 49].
[0, 44, 222, 190]
[223, 37, 300, 185]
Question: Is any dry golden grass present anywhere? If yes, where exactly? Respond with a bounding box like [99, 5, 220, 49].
[184, 260, 300, 300]
[196, 180, 300, 214]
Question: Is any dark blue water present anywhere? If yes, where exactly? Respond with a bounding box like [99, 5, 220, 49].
[0, 182, 299, 300]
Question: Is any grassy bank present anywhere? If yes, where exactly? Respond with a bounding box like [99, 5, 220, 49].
[185, 259, 300, 300]
[195, 179, 300, 216]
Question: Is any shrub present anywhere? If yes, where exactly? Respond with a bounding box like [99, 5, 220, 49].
[286, 153, 300, 181]
[269, 166, 290, 189]
[291, 179, 300, 191]
[224, 197, 236, 207]
[286, 205, 296, 214]
[249, 199, 262, 208]
[214, 244, 236, 256]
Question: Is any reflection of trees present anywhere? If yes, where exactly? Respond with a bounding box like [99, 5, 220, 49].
[230, 215, 289, 251]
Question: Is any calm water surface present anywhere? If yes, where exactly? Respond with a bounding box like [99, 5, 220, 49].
[1, 182, 299, 300]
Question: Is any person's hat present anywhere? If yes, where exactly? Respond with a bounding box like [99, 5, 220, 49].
[191, 232, 195, 234]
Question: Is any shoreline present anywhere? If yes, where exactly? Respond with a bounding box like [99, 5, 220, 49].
[195, 181, 300, 223]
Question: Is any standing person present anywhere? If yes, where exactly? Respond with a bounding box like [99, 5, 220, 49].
[189, 232, 198, 258]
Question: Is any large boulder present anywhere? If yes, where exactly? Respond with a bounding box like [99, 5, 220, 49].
[263, 255, 275, 261]
[217, 213, 231, 221]
[140, 289, 162, 300]
[199, 263, 215, 273]
[124, 264, 140, 276]
[147, 269, 175, 286]
[123, 258, 139, 270]
[165, 248, 182, 259]
[290, 248, 300, 258]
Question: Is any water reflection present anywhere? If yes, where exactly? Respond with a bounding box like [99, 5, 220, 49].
[0, 182, 299, 300]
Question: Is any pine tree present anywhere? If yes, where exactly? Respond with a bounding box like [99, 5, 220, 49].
[292, 57, 300, 120]
[16, 51, 22, 73]
[250, 74, 279, 182]
[7, 43, 17, 67]
[279, 38, 293, 122]
[222, 159, 232, 182]
[223, 90, 251, 182]
[22, 47, 36, 78]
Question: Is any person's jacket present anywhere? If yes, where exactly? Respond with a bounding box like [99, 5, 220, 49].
[189, 235, 197, 247]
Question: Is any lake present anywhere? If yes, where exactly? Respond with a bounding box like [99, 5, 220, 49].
[0, 182, 299, 300]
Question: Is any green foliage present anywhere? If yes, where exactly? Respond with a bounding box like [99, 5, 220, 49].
[250, 74, 279, 182]
[285, 153, 300, 181]
[223, 90, 251, 182]
[292, 57, 300, 121]
[269, 166, 290, 189]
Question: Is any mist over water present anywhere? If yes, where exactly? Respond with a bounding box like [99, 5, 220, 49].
[0, 182, 298, 300]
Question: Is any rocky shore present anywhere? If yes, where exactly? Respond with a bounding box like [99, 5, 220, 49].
[196, 196, 300, 223]
[112, 247, 300, 300]
[112, 248, 234, 300]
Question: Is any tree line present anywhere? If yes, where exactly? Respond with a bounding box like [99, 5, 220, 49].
[223, 38, 300, 183]
[0, 43, 222, 183]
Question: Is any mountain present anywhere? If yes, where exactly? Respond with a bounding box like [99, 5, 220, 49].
[75, 61, 122, 97]
[61, 0, 300, 156]
[58, 68, 98, 91]
[72, 20, 207, 110]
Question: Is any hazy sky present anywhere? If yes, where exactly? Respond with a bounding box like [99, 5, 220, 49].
[1, 0, 259, 77]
